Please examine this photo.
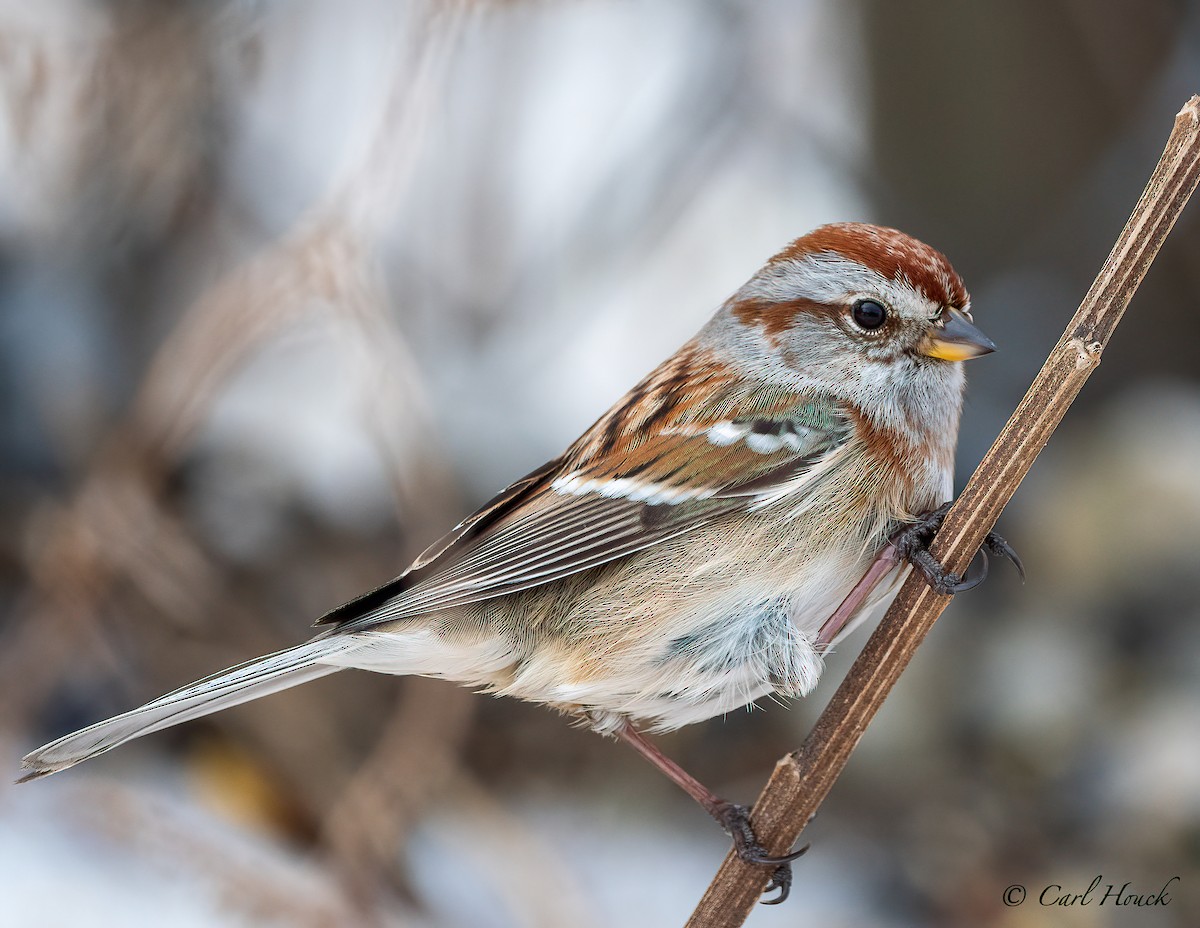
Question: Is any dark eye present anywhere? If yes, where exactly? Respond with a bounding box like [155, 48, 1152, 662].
[851, 299, 888, 330]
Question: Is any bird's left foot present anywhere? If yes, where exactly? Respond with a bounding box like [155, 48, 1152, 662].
[892, 502, 1024, 595]
[714, 801, 809, 905]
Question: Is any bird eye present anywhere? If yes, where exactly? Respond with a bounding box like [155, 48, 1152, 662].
[851, 299, 888, 330]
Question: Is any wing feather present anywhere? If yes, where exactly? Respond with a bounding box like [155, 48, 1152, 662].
[325, 390, 852, 632]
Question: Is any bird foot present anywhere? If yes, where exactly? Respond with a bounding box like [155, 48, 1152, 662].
[714, 802, 809, 905]
[892, 502, 1024, 595]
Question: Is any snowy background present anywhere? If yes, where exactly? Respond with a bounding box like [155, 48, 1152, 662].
[2, 1, 1199, 925]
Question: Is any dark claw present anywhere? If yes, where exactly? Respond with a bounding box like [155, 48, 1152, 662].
[948, 547, 989, 594]
[762, 864, 794, 905]
[715, 803, 808, 904]
[721, 804, 808, 865]
[983, 531, 1025, 582]
[892, 503, 1022, 594]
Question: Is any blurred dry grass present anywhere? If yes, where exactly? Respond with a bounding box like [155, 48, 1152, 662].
[0, 1, 485, 920]
[1, 1, 1199, 926]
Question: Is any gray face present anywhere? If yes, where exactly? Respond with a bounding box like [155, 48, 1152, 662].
[703, 249, 973, 445]
[743, 250, 968, 362]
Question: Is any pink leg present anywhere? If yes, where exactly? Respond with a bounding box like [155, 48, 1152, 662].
[615, 720, 809, 879]
[815, 542, 900, 649]
[616, 720, 727, 818]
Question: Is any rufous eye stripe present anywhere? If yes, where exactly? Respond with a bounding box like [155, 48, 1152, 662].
[731, 223, 969, 335]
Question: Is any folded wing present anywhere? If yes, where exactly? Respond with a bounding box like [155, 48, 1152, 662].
[323, 390, 852, 632]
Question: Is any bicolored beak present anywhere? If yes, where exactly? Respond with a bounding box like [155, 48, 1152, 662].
[920, 307, 996, 362]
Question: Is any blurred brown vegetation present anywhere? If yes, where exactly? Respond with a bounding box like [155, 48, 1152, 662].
[1, 2, 1198, 926]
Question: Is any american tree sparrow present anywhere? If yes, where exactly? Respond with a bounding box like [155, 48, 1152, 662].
[21, 223, 1013, 902]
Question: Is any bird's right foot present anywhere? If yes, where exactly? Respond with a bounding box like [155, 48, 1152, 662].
[713, 801, 809, 905]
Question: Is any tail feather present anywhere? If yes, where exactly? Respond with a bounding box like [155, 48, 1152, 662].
[19, 638, 351, 782]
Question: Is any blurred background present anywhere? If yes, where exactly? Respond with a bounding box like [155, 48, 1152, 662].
[1, 1, 1198, 925]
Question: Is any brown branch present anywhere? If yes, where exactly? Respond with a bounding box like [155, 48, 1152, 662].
[687, 95, 1200, 927]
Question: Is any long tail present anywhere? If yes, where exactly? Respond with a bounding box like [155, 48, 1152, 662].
[19, 638, 353, 782]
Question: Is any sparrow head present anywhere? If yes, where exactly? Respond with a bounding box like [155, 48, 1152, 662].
[708, 222, 992, 440]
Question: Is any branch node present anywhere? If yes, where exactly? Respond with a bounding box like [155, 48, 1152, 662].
[1068, 336, 1103, 370]
[1180, 94, 1200, 125]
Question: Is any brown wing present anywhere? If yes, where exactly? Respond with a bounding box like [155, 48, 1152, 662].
[318, 390, 851, 633]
